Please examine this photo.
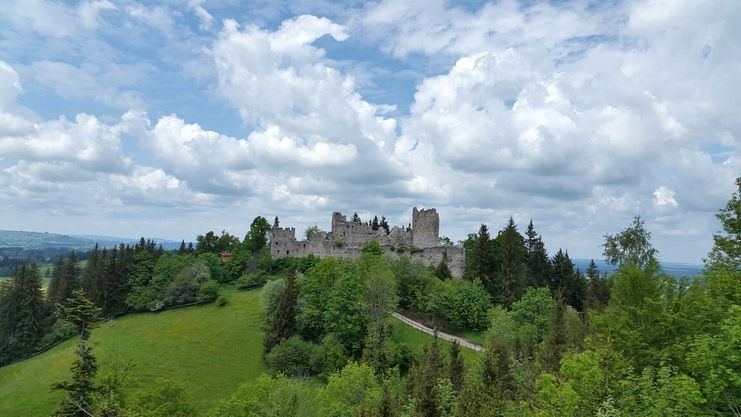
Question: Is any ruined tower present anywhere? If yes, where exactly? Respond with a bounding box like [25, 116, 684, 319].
[411, 207, 439, 248]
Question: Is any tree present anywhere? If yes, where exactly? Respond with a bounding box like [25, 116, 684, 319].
[372, 216, 380, 231]
[526, 220, 552, 288]
[539, 294, 568, 373]
[380, 216, 390, 235]
[127, 378, 195, 417]
[435, 252, 452, 281]
[264, 269, 299, 353]
[195, 231, 219, 254]
[411, 334, 446, 417]
[448, 341, 465, 391]
[273, 216, 280, 228]
[602, 216, 658, 268]
[318, 362, 381, 417]
[178, 240, 186, 255]
[706, 176, 741, 270]
[493, 217, 527, 306]
[463, 224, 495, 295]
[245, 216, 271, 254]
[586, 260, 611, 311]
[47, 251, 81, 308]
[0, 264, 47, 364]
[352, 212, 361, 223]
[305, 225, 319, 240]
[51, 289, 102, 417]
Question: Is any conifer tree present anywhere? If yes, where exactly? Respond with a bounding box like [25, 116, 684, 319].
[448, 341, 465, 391]
[539, 294, 567, 373]
[187, 242, 194, 254]
[525, 220, 552, 288]
[372, 216, 380, 231]
[51, 289, 102, 417]
[352, 212, 361, 223]
[47, 252, 81, 308]
[411, 334, 446, 417]
[463, 224, 496, 295]
[0, 264, 47, 364]
[263, 269, 299, 353]
[706, 176, 740, 269]
[435, 252, 452, 281]
[178, 240, 186, 255]
[493, 217, 527, 306]
[380, 216, 390, 235]
[481, 337, 514, 404]
[273, 216, 280, 228]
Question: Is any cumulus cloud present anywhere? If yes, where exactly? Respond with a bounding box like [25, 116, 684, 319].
[654, 186, 679, 208]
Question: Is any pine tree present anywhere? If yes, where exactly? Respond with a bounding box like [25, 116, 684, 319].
[380, 216, 390, 235]
[48, 252, 82, 308]
[51, 289, 102, 417]
[435, 252, 452, 281]
[178, 240, 186, 255]
[187, 242, 194, 254]
[0, 265, 47, 364]
[273, 216, 280, 228]
[493, 217, 527, 306]
[352, 212, 361, 223]
[263, 269, 299, 353]
[550, 249, 573, 294]
[372, 216, 380, 231]
[448, 341, 465, 391]
[481, 337, 514, 403]
[586, 260, 611, 310]
[463, 224, 496, 294]
[525, 220, 552, 288]
[539, 294, 567, 373]
[411, 334, 446, 417]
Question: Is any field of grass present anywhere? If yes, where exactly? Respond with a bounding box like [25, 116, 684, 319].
[0, 287, 267, 417]
[392, 320, 482, 364]
[0, 283, 480, 417]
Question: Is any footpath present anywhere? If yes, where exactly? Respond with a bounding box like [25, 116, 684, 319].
[391, 312, 484, 352]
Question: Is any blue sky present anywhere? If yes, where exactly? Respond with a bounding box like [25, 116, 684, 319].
[0, 0, 739, 263]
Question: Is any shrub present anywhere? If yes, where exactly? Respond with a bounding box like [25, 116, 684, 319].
[197, 280, 220, 302]
[215, 295, 227, 306]
[236, 271, 267, 289]
[165, 263, 211, 305]
[333, 240, 345, 249]
[265, 336, 316, 377]
[310, 334, 350, 378]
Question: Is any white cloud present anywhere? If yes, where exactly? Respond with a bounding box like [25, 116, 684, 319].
[654, 186, 679, 208]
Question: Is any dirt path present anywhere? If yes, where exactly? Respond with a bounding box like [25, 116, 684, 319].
[391, 312, 484, 352]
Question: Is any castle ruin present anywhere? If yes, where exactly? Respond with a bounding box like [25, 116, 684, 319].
[271, 208, 465, 278]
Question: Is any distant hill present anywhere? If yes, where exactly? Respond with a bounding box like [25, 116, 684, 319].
[572, 258, 703, 277]
[0, 230, 181, 251]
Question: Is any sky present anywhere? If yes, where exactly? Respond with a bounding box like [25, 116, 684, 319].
[0, 0, 739, 263]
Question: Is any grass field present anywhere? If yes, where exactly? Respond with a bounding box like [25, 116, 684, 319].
[391, 321, 482, 364]
[0, 287, 267, 417]
[0, 284, 481, 416]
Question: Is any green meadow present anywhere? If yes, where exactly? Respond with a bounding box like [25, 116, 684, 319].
[0, 286, 480, 416]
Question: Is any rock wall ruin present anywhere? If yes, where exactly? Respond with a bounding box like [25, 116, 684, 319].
[271, 207, 465, 278]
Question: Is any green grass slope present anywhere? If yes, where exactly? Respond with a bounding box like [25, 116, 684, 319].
[0, 288, 266, 417]
[0, 286, 481, 417]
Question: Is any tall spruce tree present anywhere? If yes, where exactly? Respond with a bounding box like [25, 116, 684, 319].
[411, 334, 446, 417]
[51, 289, 103, 417]
[352, 212, 361, 223]
[463, 224, 496, 296]
[47, 251, 82, 308]
[178, 240, 187, 255]
[539, 294, 568, 373]
[448, 341, 465, 391]
[493, 217, 527, 306]
[525, 220, 552, 288]
[0, 264, 47, 364]
[380, 216, 390, 235]
[372, 216, 380, 231]
[263, 269, 299, 353]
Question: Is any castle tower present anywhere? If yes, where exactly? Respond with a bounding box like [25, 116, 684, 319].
[411, 207, 439, 248]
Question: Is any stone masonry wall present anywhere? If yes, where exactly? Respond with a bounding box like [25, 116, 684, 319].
[271, 207, 464, 278]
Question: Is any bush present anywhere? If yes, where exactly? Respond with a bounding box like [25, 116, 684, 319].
[431, 279, 491, 331]
[197, 280, 220, 302]
[236, 271, 267, 289]
[165, 263, 211, 305]
[265, 336, 316, 377]
[215, 295, 227, 306]
[310, 334, 349, 378]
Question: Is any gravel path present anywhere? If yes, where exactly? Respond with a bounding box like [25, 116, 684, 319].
[391, 312, 484, 352]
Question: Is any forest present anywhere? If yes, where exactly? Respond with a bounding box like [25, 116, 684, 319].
[0, 177, 738, 417]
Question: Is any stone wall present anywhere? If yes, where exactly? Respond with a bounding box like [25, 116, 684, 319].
[271, 207, 464, 278]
